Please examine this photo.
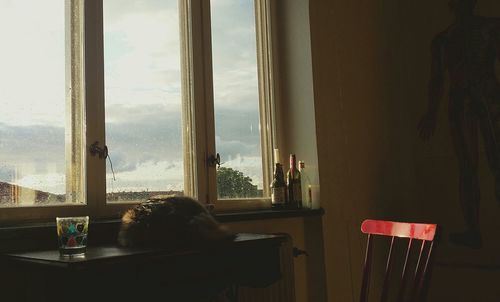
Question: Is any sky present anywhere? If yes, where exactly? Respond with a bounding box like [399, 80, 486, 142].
[0, 0, 263, 198]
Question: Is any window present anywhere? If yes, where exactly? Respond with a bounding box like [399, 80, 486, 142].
[103, 0, 184, 203]
[0, 0, 85, 219]
[0, 1, 67, 206]
[211, 0, 265, 200]
[0, 0, 275, 223]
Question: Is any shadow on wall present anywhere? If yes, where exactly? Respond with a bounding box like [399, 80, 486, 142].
[417, 0, 500, 250]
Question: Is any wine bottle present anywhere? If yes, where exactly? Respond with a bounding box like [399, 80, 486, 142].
[287, 154, 302, 209]
[299, 161, 312, 209]
[271, 163, 286, 209]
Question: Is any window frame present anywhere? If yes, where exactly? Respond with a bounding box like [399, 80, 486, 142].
[204, 0, 277, 211]
[0, 0, 277, 224]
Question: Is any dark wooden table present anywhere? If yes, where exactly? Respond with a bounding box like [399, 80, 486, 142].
[2, 233, 287, 302]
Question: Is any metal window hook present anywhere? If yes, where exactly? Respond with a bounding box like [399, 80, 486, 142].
[89, 141, 116, 181]
[208, 153, 221, 168]
[89, 141, 108, 159]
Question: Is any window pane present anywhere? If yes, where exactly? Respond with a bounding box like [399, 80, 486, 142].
[211, 0, 264, 199]
[104, 0, 184, 203]
[0, 0, 71, 206]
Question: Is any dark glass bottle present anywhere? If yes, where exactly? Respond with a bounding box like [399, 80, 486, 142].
[286, 154, 302, 209]
[271, 163, 286, 209]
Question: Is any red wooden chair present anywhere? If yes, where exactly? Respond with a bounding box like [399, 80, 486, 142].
[360, 219, 437, 302]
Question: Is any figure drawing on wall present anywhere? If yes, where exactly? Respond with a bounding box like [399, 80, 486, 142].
[418, 0, 500, 248]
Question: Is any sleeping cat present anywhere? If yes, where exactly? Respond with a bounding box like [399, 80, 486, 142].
[117, 195, 235, 249]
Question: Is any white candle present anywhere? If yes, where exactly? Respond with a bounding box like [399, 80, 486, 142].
[273, 148, 280, 164]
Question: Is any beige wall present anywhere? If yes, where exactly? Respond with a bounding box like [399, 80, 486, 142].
[270, 1, 327, 301]
[309, 0, 500, 301]
[274, 0, 319, 192]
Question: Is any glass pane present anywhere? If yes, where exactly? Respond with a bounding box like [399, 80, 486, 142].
[0, 0, 72, 206]
[104, 0, 184, 203]
[211, 0, 264, 199]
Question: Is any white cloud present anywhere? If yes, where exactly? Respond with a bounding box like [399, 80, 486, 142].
[211, 0, 260, 110]
[104, 1, 181, 108]
[107, 159, 184, 192]
[16, 172, 65, 195]
[0, 0, 65, 127]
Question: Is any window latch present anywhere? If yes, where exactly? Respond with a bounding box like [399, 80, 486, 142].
[89, 141, 108, 159]
[89, 141, 116, 181]
[208, 153, 221, 168]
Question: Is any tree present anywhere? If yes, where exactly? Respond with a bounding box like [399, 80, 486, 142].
[216, 167, 259, 198]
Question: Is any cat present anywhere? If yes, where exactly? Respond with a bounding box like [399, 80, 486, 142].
[117, 195, 235, 250]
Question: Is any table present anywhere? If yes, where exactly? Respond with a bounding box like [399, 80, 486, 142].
[2, 233, 287, 302]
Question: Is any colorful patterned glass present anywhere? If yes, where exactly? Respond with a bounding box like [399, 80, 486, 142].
[56, 216, 89, 256]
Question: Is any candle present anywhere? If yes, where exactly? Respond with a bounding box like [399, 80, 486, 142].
[273, 148, 280, 164]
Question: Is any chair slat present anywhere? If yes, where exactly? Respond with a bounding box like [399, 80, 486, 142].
[415, 241, 435, 302]
[409, 240, 427, 301]
[396, 238, 413, 302]
[380, 236, 395, 302]
[360, 234, 373, 302]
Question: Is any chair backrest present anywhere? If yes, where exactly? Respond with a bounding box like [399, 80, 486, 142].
[360, 219, 437, 302]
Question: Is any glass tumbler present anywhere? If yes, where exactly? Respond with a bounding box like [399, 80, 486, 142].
[56, 216, 89, 256]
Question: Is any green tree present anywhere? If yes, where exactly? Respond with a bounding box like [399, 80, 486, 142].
[216, 167, 259, 198]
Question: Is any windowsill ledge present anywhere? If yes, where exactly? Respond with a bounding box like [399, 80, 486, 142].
[0, 208, 324, 252]
[0, 207, 325, 230]
[215, 207, 325, 222]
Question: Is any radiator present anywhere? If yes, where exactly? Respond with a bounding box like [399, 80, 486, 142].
[237, 234, 296, 302]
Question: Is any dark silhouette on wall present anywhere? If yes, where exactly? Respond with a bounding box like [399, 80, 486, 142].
[418, 0, 500, 248]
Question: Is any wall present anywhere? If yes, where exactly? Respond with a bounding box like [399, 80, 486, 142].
[273, 0, 319, 193]
[309, 0, 500, 301]
[270, 0, 327, 301]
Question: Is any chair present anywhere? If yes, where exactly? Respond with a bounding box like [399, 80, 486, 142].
[360, 219, 437, 302]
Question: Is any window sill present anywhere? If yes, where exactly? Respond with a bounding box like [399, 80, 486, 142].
[215, 207, 324, 223]
[0, 207, 324, 230]
[0, 208, 324, 252]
